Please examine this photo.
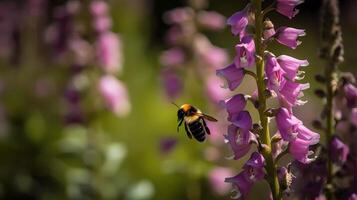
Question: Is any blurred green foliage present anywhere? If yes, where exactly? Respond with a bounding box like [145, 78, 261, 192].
[0, 0, 356, 200]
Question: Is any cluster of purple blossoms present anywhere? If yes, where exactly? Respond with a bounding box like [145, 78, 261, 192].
[290, 0, 356, 199]
[45, 0, 130, 122]
[216, 0, 319, 199]
[90, 0, 130, 117]
[293, 74, 357, 199]
[160, 5, 230, 104]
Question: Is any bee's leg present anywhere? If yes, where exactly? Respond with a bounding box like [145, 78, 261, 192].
[184, 123, 193, 139]
[201, 118, 211, 135]
[177, 119, 183, 132]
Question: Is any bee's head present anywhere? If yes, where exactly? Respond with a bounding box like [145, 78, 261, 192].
[177, 109, 185, 121]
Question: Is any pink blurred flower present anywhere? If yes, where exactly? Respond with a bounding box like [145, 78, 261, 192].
[96, 32, 123, 74]
[197, 11, 226, 30]
[98, 75, 130, 117]
[90, 0, 109, 17]
[163, 7, 193, 24]
[159, 48, 185, 67]
[205, 75, 230, 104]
[209, 167, 234, 196]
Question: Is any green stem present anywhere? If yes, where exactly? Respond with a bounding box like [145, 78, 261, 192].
[325, 63, 335, 200]
[253, 0, 281, 199]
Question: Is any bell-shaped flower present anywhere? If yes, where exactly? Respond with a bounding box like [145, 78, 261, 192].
[344, 83, 357, 108]
[275, 108, 300, 141]
[230, 111, 252, 130]
[221, 94, 247, 121]
[224, 124, 256, 160]
[225, 172, 253, 200]
[242, 152, 266, 182]
[265, 53, 284, 91]
[227, 4, 251, 36]
[234, 36, 256, 68]
[276, 0, 304, 19]
[289, 137, 316, 164]
[225, 152, 265, 199]
[275, 27, 305, 49]
[216, 63, 245, 91]
[295, 124, 320, 145]
[277, 55, 308, 80]
[330, 136, 349, 164]
[278, 80, 310, 109]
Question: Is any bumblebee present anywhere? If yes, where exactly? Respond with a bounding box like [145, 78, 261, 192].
[175, 103, 217, 142]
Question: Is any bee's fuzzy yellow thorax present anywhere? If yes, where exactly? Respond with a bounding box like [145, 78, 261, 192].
[180, 104, 191, 112]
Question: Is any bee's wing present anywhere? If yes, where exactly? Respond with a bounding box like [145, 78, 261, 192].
[201, 113, 218, 122]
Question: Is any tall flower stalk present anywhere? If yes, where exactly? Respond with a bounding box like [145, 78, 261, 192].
[319, 0, 343, 196]
[218, 0, 319, 199]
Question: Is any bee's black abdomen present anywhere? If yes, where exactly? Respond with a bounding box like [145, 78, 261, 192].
[188, 120, 206, 142]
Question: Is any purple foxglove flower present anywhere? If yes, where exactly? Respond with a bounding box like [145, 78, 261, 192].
[227, 5, 250, 36]
[98, 75, 130, 117]
[163, 7, 193, 24]
[216, 63, 245, 91]
[295, 124, 320, 144]
[90, 0, 109, 17]
[276, 0, 304, 19]
[96, 32, 123, 74]
[351, 108, 357, 127]
[330, 136, 349, 164]
[197, 11, 226, 30]
[275, 27, 305, 49]
[276, 108, 300, 141]
[344, 83, 357, 108]
[230, 111, 252, 130]
[220, 94, 247, 121]
[224, 124, 256, 160]
[225, 152, 265, 199]
[208, 167, 234, 196]
[205, 75, 230, 104]
[225, 172, 253, 199]
[278, 80, 309, 109]
[277, 55, 308, 80]
[159, 47, 186, 67]
[234, 36, 256, 68]
[242, 152, 266, 181]
[161, 69, 182, 100]
[289, 137, 316, 163]
[265, 53, 284, 90]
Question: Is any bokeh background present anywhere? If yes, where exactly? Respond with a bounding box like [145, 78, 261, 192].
[0, 0, 356, 199]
